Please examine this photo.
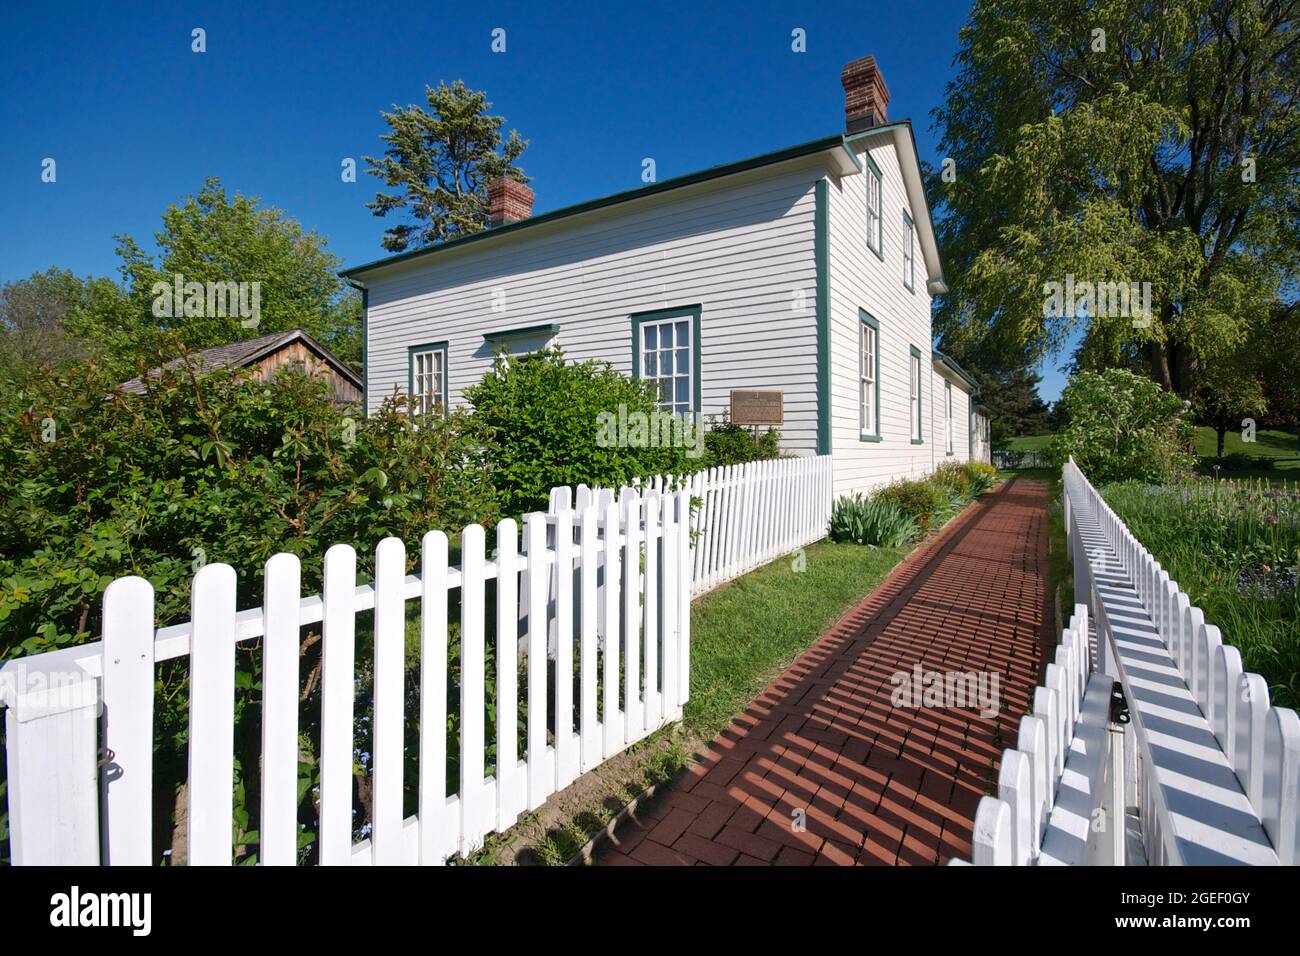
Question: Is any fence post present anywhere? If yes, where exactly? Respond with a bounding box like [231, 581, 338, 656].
[99, 574, 156, 865]
[3, 656, 100, 865]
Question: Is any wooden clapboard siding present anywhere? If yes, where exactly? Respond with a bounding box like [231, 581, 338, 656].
[931, 364, 973, 463]
[251, 340, 362, 406]
[362, 162, 823, 454]
[826, 139, 955, 496]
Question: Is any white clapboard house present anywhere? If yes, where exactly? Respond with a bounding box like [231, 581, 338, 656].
[344, 55, 990, 496]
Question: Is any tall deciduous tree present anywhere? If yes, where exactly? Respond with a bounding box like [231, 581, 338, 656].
[365, 81, 528, 252]
[0, 268, 133, 380]
[115, 177, 360, 367]
[930, 0, 1300, 397]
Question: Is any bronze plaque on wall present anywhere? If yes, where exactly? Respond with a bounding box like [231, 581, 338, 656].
[730, 389, 784, 426]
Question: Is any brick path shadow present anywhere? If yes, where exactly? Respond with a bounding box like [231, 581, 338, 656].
[594, 479, 1056, 866]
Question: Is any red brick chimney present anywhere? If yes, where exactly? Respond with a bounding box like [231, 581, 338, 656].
[840, 56, 890, 133]
[488, 178, 534, 227]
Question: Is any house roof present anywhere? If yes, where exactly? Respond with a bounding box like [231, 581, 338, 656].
[340, 122, 945, 290]
[118, 328, 361, 395]
[932, 350, 981, 394]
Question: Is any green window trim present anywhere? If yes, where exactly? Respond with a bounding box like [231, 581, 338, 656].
[407, 340, 449, 415]
[902, 211, 916, 293]
[865, 155, 884, 262]
[859, 310, 881, 442]
[815, 179, 831, 455]
[483, 322, 560, 342]
[944, 379, 954, 456]
[909, 345, 924, 444]
[630, 304, 702, 415]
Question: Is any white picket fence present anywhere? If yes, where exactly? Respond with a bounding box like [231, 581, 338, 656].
[548, 455, 833, 596]
[963, 458, 1299, 866]
[0, 487, 694, 866]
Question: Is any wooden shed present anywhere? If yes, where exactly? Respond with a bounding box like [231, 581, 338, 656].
[120, 328, 362, 406]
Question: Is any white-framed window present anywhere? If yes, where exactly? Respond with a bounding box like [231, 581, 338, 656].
[860, 314, 879, 438]
[636, 310, 696, 416]
[866, 162, 882, 256]
[945, 380, 954, 455]
[902, 211, 915, 292]
[909, 348, 922, 442]
[408, 342, 447, 416]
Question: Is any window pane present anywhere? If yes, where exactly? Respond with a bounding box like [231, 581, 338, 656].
[644, 325, 657, 350]
[676, 348, 688, 374]
[660, 322, 673, 348]
[675, 320, 688, 344]
[645, 352, 657, 377]
[675, 377, 689, 403]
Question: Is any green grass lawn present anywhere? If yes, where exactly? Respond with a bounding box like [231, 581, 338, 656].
[1193, 426, 1300, 477]
[1005, 434, 1053, 452]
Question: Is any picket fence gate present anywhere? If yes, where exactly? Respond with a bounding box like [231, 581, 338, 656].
[549, 455, 833, 596]
[1, 487, 694, 866]
[962, 458, 1300, 866]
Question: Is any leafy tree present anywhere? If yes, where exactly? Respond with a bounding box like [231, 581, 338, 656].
[464, 347, 690, 516]
[931, 0, 1300, 397]
[115, 177, 360, 367]
[0, 268, 133, 379]
[365, 80, 529, 252]
[1192, 324, 1269, 457]
[979, 366, 1052, 444]
[1049, 368, 1196, 482]
[1259, 301, 1300, 439]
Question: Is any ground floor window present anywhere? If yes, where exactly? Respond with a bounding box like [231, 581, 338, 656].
[632, 306, 700, 416]
[860, 311, 880, 440]
[408, 341, 448, 416]
[945, 380, 954, 455]
[909, 346, 923, 443]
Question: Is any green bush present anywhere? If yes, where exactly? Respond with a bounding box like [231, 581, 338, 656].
[464, 347, 692, 516]
[0, 357, 496, 660]
[1048, 369, 1195, 483]
[931, 461, 973, 500]
[701, 415, 782, 469]
[0, 354, 500, 863]
[961, 460, 998, 496]
[874, 478, 947, 532]
[829, 494, 919, 548]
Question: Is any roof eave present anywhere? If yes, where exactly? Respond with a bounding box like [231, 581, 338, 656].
[341, 134, 854, 281]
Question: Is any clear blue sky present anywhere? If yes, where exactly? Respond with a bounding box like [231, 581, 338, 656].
[0, 0, 1074, 401]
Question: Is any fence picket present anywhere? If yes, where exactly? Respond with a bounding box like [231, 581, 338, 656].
[260, 553, 301, 866]
[495, 519, 523, 829]
[602, 500, 624, 759]
[621, 494, 644, 742]
[101, 576, 156, 866]
[319, 545, 356, 866]
[554, 509, 580, 788]
[187, 563, 238, 866]
[1261, 708, 1299, 865]
[643, 491, 662, 730]
[525, 513, 551, 810]
[372, 537, 406, 865]
[418, 531, 455, 865]
[579, 505, 600, 771]
[459, 524, 492, 854]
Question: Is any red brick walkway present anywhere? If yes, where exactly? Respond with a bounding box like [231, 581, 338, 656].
[594, 478, 1054, 866]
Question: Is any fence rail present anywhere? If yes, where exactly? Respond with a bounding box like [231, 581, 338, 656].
[964, 458, 1299, 866]
[991, 448, 1050, 471]
[1, 488, 694, 866]
[548, 455, 833, 596]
